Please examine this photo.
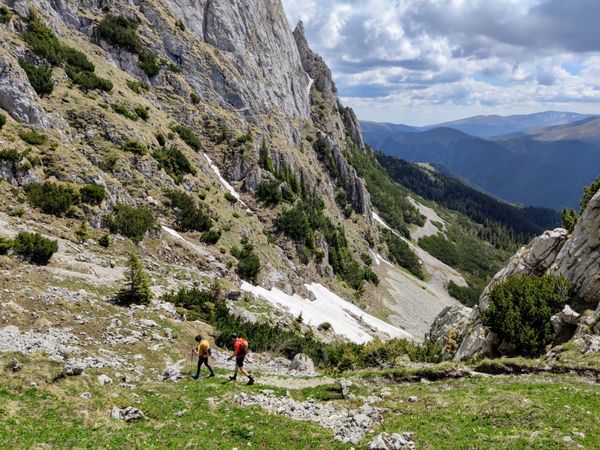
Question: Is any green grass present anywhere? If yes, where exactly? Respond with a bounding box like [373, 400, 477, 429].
[0, 375, 346, 449]
[372, 375, 600, 449]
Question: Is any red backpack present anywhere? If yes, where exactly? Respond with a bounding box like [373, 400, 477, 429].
[235, 338, 249, 356]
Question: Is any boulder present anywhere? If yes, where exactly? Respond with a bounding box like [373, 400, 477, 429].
[162, 359, 186, 382]
[97, 374, 113, 385]
[367, 432, 416, 450]
[428, 305, 471, 360]
[110, 406, 145, 422]
[289, 353, 315, 373]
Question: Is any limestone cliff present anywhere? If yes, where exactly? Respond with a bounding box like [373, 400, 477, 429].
[431, 190, 600, 360]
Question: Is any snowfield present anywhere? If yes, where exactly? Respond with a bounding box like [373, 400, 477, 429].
[240, 281, 414, 344]
[203, 153, 251, 211]
[372, 212, 392, 231]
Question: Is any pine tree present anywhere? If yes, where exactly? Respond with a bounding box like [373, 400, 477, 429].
[75, 218, 89, 243]
[115, 253, 152, 305]
[561, 208, 578, 233]
[259, 140, 274, 173]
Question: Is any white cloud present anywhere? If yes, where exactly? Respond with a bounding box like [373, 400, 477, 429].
[282, 0, 600, 125]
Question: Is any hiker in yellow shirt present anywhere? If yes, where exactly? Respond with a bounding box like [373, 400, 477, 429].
[192, 334, 215, 379]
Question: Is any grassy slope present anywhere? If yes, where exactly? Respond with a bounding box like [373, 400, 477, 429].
[1, 355, 599, 449]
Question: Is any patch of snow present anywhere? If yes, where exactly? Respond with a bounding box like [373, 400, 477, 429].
[306, 75, 314, 97]
[203, 153, 250, 211]
[161, 225, 183, 240]
[240, 282, 413, 344]
[372, 212, 392, 231]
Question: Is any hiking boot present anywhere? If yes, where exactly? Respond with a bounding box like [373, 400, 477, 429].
[208, 373, 216, 378]
[247, 377, 255, 386]
[191, 374, 199, 380]
[229, 375, 237, 381]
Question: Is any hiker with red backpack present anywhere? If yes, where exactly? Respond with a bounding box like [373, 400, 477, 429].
[228, 333, 255, 385]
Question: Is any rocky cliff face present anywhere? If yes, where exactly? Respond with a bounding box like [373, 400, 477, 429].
[164, 0, 311, 121]
[432, 190, 600, 360]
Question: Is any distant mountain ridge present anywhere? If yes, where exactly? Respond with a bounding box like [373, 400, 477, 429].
[361, 117, 600, 210]
[362, 111, 596, 139]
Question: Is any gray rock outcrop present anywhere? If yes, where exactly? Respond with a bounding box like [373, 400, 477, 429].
[552, 190, 600, 304]
[368, 432, 416, 450]
[315, 132, 372, 219]
[289, 353, 315, 373]
[235, 391, 384, 444]
[430, 190, 600, 361]
[0, 48, 50, 127]
[110, 406, 145, 422]
[163, 0, 310, 120]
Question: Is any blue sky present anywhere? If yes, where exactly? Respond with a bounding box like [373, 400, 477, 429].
[282, 0, 600, 125]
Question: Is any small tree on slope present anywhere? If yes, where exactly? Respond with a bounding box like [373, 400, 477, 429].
[115, 253, 152, 305]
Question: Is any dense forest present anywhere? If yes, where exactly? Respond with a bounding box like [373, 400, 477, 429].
[377, 153, 560, 252]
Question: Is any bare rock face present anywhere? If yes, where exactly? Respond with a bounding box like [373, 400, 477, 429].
[315, 132, 372, 219]
[164, 0, 310, 120]
[552, 190, 600, 304]
[340, 105, 367, 152]
[428, 305, 471, 360]
[0, 48, 51, 127]
[479, 228, 569, 311]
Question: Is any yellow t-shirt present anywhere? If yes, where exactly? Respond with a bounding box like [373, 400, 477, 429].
[197, 339, 210, 357]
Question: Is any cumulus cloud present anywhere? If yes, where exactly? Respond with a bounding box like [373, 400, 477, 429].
[282, 0, 600, 125]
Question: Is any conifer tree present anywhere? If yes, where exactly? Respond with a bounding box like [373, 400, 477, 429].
[115, 253, 152, 305]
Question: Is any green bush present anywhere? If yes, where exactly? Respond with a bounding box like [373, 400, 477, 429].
[134, 106, 149, 121]
[0, 149, 22, 169]
[138, 51, 160, 77]
[115, 253, 152, 305]
[190, 92, 200, 104]
[65, 66, 113, 92]
[61, 46, 94, 72]
[19, 129, 47, 145]
[155, 133, 166, 146]
[383, 230, 424, 279]
[0, 113, 6, 129]
[106, 203, 156, 243]
[112, 103, 138, 121]
[482, 274, 572, 357]
[447, 280, 481, 307]
[175, 19, 185, 31]
[172, 125, 202, 151]
[224, 192, 237, 203]
[22, 13, 63, 65]
[0, 237, 12, 255]
[18, 59, 53, 96]
[22, 13, 92, 69]
[256, 180, 282, 206]
[201, 228, 222, 245]
[0, 5, 12, 23]
[79, 183, 106, 205]
[12, 231, 58, 265]
[127, 80, 149, 94]
[154, 146, 195, 184]
[97, 15, 141, 53]
[26, 181, 78, 216]
[98, 233, 110, 248]
[122, 140, 147, 155]
[235, 241, 261, 283]
[166, 190, 212, 232]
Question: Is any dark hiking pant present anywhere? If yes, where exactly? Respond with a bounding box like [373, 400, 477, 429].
[196, 356, 215, 376]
